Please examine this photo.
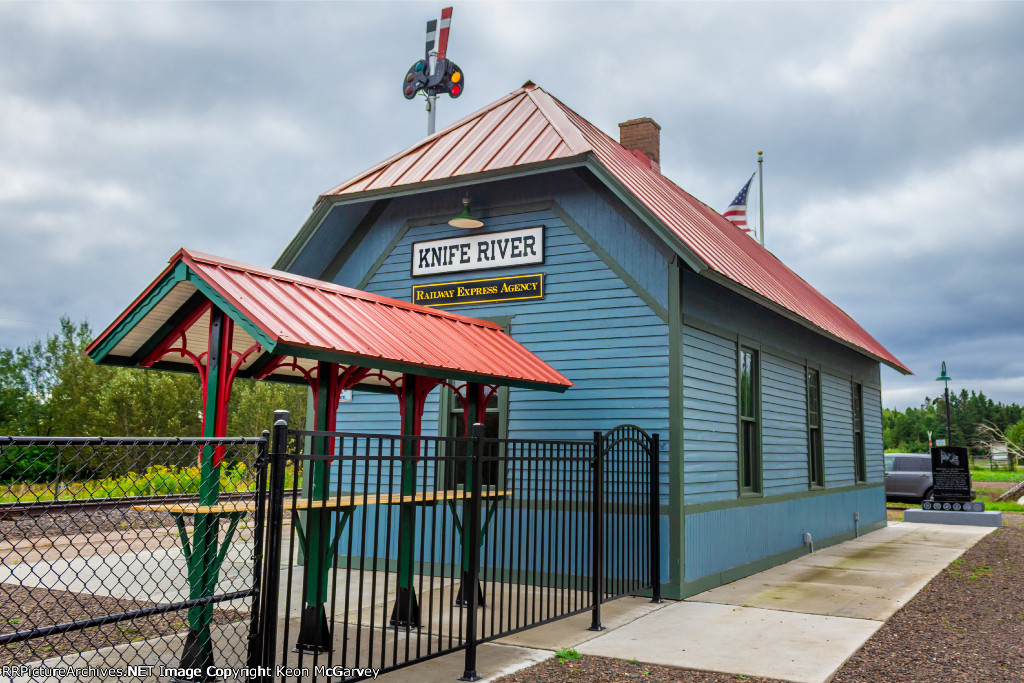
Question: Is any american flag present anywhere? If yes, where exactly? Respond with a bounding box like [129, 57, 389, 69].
[724, 174, 755, 235]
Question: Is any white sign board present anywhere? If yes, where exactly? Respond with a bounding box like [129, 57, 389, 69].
[412, 226, 543, 277]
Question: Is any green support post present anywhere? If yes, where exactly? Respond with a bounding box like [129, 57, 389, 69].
[455, 383, 484, 607]
[391, 373, 421, 627]
[295, 361, 336, 652]
[177, 308, 229, 682]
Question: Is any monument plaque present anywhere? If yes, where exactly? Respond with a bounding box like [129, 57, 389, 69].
[930, 445, 972, 502]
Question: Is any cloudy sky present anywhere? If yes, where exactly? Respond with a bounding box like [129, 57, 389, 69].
[0, 1, 1021, 410]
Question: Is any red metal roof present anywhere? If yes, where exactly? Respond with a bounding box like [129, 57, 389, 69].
[87, 248, 573, 392]
[320, 84, 909, 374]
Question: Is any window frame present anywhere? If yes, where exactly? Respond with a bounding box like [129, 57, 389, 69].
[737, 342, 762, 496]
[806, 364, 825, 489]
[852, 381, 867, 484]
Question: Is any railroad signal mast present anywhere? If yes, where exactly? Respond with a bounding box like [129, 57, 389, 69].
[403, 6, 464, 135]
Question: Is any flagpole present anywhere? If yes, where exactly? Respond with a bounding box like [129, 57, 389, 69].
[757, 150, 764, 247]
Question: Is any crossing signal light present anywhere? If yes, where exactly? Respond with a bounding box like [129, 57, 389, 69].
[403, 60, 430, 100]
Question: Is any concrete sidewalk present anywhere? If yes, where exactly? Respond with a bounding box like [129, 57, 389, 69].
[382, 521, 994, 683]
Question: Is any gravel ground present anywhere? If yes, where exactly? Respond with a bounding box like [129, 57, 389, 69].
[0, 508, 176, 542]
[0, 507, 253, 667]
[496, 519, 1024, 683]
[0, 585, 248, 666]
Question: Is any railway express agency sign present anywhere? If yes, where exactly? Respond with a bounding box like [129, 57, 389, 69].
[413, 273, 543, 308]
[412, 227, 543, 276]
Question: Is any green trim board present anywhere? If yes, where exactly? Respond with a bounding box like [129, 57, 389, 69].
[667, 256, 684, 588]
[582, 159, 707, 275]
[183, 270, 277, 351]
[682, 482, 883, 515]
[661, 518, 888, 600]
[319, 199, 391, 283]
[88, 261, 189, 363]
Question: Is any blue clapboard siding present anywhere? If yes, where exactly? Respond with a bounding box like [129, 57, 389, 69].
[682, 325, 737, 503]
[761, 354, 809, 495]
[685, 486, 885, 581]
[822, 372, 855, 487]
[331, 201, 671, 506]
[863, 385, 884, 483]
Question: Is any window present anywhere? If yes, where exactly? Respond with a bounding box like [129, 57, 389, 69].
[738, 346, 761, 494]
[441, 387, 502, 489]
[806, 368, 825, 488]
[852, 382, 866, 483]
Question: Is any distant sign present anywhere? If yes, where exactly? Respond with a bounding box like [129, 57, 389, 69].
[412, 273, 543, 308]
[412, 227, 543, 276]
[930, 446, 972, 502]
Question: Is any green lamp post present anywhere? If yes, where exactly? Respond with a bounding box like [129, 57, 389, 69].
[936, 361, 953, 446]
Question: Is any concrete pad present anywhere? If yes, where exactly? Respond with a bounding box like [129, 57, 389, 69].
[375, 643, 552, 683]
[692, 565, 923, 620]
[12, 621, 249, 683]
[0, 541, 253, 605]
[688, 522, 993, 621]
[577, 601, 881, 683]
[495, 596, 667, 650]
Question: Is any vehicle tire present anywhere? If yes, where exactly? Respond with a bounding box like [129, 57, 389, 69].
[920, 487, 933, 504]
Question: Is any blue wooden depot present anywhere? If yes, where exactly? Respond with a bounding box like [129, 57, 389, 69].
[275, 84, 909, 599]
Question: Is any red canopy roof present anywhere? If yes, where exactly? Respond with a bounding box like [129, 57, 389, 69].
[86, 248, 573, 392]
[317, 84, 909, 375]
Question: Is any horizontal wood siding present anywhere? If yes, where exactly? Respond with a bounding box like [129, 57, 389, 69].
[685, 486, 885, 580]
[682, 325, 737, 504]
[862, 385, 884, 484]
[335, 202, 671, 506]
[761, 354, 808, 495]
[822, 372, 854, 487]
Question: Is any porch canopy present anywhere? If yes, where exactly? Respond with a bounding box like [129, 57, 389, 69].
[87, 247, 572, 395]
[85, 247, 573, 660]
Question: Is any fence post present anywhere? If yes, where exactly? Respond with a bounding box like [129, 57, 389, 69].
[649, 432, 663, 603]
[459, 422, 484, 681]
[246, 430, 270, 672]
[589, 430, 605, 632]
[258, 411, 289, 680]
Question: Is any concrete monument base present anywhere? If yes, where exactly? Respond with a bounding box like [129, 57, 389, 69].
[904, 509, 1002, 527]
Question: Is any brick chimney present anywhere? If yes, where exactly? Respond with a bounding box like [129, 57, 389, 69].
[618, 117, 661, 167]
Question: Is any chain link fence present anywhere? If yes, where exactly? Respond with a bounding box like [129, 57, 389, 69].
[0, 435, 266, 683]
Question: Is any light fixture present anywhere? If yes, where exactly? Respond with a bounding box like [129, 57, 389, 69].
[448, 196, 484, 229]
[936, 361, 953, 445]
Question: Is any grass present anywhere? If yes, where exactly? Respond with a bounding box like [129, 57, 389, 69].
[969, 467, 1023, 482]
[556, 647, 582, 664]
[0, 463, 253, 504]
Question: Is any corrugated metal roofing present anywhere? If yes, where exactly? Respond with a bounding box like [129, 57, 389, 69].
[87, 248, 574, 392]
[319, 84, 909, 375]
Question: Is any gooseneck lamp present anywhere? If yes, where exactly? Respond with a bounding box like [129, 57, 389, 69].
[448, 197, 484, 229]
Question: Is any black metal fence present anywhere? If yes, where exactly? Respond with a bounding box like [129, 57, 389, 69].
[0, 435, 266, 682]
[254, 418, 660, 682]
[0, 422, 659, 683]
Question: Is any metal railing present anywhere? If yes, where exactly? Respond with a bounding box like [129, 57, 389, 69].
[254, 417, 660, 682]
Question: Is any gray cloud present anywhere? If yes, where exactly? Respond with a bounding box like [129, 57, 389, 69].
[0, 1, 1021, 410]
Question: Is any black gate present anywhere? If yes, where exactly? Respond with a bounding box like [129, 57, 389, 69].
[251, 418, 660, 682]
